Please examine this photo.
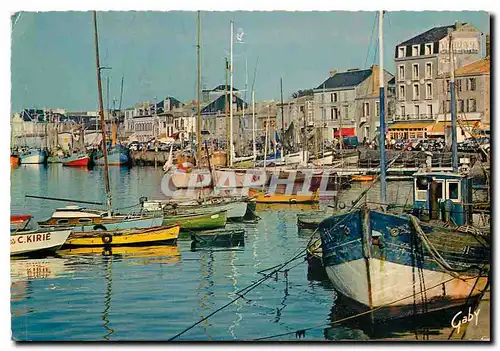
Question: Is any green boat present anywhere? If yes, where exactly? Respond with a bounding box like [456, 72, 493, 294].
[162, 211, 227, 231]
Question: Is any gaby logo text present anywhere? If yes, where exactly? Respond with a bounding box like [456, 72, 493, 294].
[451, 307, 480, 334]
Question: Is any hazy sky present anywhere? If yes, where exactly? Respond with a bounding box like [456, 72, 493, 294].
[11, 11, 489, 113]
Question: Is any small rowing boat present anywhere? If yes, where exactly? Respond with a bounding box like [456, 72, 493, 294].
[64, 225, 180, 247]
[191, 228, 245, 249]
[62, 153, 90, 167]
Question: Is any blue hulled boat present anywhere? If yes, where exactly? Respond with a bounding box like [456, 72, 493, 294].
[94, 144, 130, 166]
[319, 171, 489, 320]
[318, 12, 489, 321]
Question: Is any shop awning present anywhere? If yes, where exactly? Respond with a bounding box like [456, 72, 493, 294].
[334, 128, 355, 137]
[427, 121, 480, 135]
[388, 122, 433, 130]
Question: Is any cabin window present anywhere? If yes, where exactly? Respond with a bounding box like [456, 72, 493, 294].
[447, 181, 460, 201]
[57, 219, 69, 225]
[78, 218, 92, 223]
[415, 178, 428, 201]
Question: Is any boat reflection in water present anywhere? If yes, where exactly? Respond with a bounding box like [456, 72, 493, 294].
[58, 245, 181, 264]
[325, 292, 482, 340]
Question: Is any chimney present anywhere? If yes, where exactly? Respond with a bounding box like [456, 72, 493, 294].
[371, 65, 380, 95]
[329, 70, 337, 77]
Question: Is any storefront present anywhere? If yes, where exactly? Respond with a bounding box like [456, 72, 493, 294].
[388, 122, 431, 140]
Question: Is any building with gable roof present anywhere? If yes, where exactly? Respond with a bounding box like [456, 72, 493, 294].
[312, 65, 394, 142]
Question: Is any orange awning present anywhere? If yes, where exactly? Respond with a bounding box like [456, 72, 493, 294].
[388, 122, 433, 130]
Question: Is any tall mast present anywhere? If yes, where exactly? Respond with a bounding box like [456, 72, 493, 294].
[280, 77, 284, 159]
[252, 90, 256, 161]
[93, 11, 112, 214]
[449, 32, 458, 172]
[378, 10, 387, 204]
[229, 20, 234, 166]
[225, 58, 230, 158]
[196, 11, 202, 163]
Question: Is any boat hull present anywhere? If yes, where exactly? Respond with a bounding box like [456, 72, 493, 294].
[94, 147, 129, 166]
[62, 154, 90, 167]
[319, 208, 490, 321]
[249, 189, 319, 204]
[162, 211, 227, 231]
[64, 225, 179, 247]
[11, 229, 71, 256]
[19, 151, 47, 164]
[191, 228, 245, 248]
[158, 200, 248, 220]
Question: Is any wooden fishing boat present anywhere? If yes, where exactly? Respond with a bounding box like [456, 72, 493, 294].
[191, 228, 244, 249]
[19, 149, 47, 164]
[62, 153, 90, 167]
[319, 171, 490, 321]
[162, 211, 227, 231]
[38, 206, 164, 231]
[94, 144, 129, 166]
[248, 188, 319, 204]
[351, 174, 377, 182]
[11, 226, 71, 257]
[64, 225, 180, 247]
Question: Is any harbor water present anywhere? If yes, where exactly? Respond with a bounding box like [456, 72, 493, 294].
[10, 165, 478, 341]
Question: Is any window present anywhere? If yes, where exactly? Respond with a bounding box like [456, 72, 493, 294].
[332, 92, 338, 102]
[412, 45, 419, 56]
[412, 64, 419, 80]
[362, 102, 370, 117]
[415, 177, 428, 201]
[375, 101, 380, 117]
[425, 62, 432, 78]
[456, 79, 462, 92]
[399, 85, 406, 100]
[181, 119, 185, 129]
[445, 79, 450, 93]
[300, 106, 304, 113]
[467, 78, 476, 91]
[425, 43, 433, 55]
[398, 46, 406, 58]
[57, 219, 69, 225]
[398, 65, 405, 81]
[413, 84, 420, 100]
[425, 83, 433, 99]
[343, 106, 348, 120]
[444, 100, 451, 113]
[468, 98, 477, 112]
[414, 105, 420, 117]
[447, 181, 460, 201]
[331, 108, 334, 120]
[458, 100, 464, 113]
[427, 104, 433, 116]
[401, 106, 406, 117]
[78, 218, 92, 223]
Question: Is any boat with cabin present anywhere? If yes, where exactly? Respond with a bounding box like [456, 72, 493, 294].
[318, 12, 490, 321]
[37, 206, 163, 231]
[19, 148, 47, 164]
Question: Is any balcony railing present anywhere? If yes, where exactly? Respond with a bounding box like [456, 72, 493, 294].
[389, 114, 436, 122]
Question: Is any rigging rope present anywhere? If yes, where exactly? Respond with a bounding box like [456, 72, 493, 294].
[251, 275, 480, 341]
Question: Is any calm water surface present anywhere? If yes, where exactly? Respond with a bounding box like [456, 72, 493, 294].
[11, 165, 455, 341]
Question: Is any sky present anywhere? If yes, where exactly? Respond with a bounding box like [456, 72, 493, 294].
[10, 11, 489, 113]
